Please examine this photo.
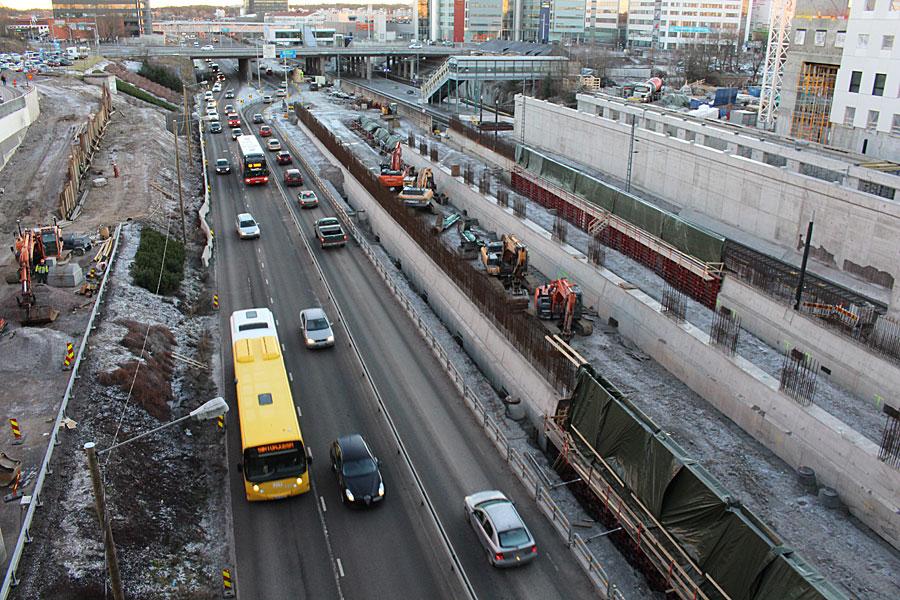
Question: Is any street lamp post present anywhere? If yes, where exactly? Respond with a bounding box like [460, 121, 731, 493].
[84, 397, 228, 600]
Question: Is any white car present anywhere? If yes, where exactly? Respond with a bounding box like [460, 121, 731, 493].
[212, 82, 221, 92]
[206, 100, 217, 110]
[207, 111, 219, 122]
[263, 95, 273, 104]
[236, 213, 260, 239]
[276, 89, 286, 97]
[408, 42, 423, 49]
[299, 308, 335, 348]
[201, 44, 214, 51]
[266, 139, 282, 151]
[204, 90, 214, 100]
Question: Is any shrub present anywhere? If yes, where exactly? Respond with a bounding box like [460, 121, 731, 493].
[116, 79, 178, 111]
[131, 227, 185, 295]
[139, 61, 184, 93]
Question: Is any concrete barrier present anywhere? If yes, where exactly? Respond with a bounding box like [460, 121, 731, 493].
[0, 87, 40, 171]
[719, 276, 900, 412]
[404, 149, 900, 551]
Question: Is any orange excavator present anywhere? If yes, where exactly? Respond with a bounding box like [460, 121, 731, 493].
[11, 222, 62, 324]
[378, 141, 408, 190]
[534, 278, 593, 339]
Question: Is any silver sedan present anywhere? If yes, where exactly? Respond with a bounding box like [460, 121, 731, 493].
[300, 307, 335, 349]
[464, 490, 537, 568]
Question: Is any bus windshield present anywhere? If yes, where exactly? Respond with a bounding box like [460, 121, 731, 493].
[244, 443, 307, 483]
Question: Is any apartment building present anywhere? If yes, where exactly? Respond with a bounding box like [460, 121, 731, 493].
[52, 0, 150, 37]
[828, 0, 900, 161]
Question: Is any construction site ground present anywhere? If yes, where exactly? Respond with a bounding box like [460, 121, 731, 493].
[299, 88, 900, 599]
[1, 72, 226, 597]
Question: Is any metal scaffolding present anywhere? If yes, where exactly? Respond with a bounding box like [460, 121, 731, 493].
[789, 62, 838, 144]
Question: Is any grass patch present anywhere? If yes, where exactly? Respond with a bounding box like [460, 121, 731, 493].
[115, 78, 178, 111]
[131, 227, 185, 295]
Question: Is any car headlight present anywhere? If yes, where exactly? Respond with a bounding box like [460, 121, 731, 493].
[306, 338, 315, 346]
[345, 488, 355, 502]
[378, 482, 384, 497]
[252, 484, 260, 492]
[326, 335, 334, 343]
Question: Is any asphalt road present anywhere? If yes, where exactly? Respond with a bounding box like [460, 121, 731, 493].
[206, 66, 596, 600]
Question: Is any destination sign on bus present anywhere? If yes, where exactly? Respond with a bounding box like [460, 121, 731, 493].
[255, 441, 297, 454]
[248, 162, 263, 168]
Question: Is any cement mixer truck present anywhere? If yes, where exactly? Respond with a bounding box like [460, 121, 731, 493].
[632, 77, 663, 103]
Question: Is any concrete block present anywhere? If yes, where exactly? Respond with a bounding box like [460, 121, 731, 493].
[48, 263, 85, 288]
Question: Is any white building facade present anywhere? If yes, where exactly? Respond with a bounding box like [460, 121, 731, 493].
[828, 0, 900, 161]
[627, 0, 743, 49]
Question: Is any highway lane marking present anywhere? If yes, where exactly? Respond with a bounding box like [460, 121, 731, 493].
[296, 404, 302, 417]
[271, 296, 275, 304]
[281, 342, 286, 352]
[276, 318, 279, 327]
[320, 496, 327, 512]
[336, 558, 344, 578]
[261, 261, 265, 269]
[265, 278, 270, 286]
[289, 371, 294, 382]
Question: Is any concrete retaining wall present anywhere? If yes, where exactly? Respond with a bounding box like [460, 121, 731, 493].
[719, 276, 900, 412]
[515, 96, 900, 297]
[404, 147, 900, 550]
[0, 87, 40, 171]
[295, 118, 559, 427]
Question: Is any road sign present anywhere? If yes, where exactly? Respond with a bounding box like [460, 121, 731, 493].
[280, 49, 297, 59]
[263, 44, 276, 59]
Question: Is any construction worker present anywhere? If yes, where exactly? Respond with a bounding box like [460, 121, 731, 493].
[35, 259, 49, 284]
[1, 74, 6, 86]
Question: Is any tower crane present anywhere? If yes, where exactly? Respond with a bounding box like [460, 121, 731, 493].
[758, 0, 797, 129]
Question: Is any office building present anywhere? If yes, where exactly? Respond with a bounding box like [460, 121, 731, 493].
[243, 0, 289, 17]
[52, 0, 150, 38]
[626, 0, 743, 49]
[828, 0, 899, 161]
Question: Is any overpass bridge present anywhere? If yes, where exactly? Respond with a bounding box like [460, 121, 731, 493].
[98, 44, 462, 60]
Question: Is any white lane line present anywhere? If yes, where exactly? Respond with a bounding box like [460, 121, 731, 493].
[270, 296, 275, 304]
[281, 343, 286, 352]
[276, 319, 279, 327]
[261, 261, 265, 269]
[265, 278, 270, 286]
[336, 558, 344, 578]
[289, 371, 294, 382]
[320, 496, 327, 512]
[296, 405, 302, 417]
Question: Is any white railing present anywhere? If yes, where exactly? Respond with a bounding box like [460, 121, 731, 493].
[420, 59, 450, 100]
[1, 224, 124, 598]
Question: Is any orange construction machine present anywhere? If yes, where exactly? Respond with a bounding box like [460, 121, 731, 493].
[11, 222, 61, 324]
[534, 278, 593, 339]
[378, 141, 408, 190]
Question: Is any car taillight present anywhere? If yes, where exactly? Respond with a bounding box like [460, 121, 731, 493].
[531, 545, 537, 554]
[494, 552, 504, 561]
[343, 234, 348, 241]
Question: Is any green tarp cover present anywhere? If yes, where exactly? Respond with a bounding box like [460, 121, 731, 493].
[566, 366, 846, 600]
[515, 147, 726, 263]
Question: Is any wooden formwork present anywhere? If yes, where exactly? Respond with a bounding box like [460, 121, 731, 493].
[58, 84, 114, 219]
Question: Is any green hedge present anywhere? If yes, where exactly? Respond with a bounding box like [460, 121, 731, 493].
[115, 79, 178, 111]
[138, 62, 184, 93]
[131, 227, 185, 295]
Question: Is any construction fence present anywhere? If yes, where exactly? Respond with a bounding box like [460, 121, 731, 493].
[295, 103, 577, 395]
[58, 84, 114, 220]
[550, 364, 847, 600]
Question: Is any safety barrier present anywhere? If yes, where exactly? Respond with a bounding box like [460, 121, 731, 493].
[279, 115, 626, 599]
[1, 224, 123, 598]
[197, 101, 213, 267]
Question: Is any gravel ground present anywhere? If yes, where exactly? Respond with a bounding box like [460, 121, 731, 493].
[299, 89, 900, 599]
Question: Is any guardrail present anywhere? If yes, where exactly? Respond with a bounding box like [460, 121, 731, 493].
[279, 114, 626, 599]
[1, 224, 124, 598]
[196, 101, 213, 267]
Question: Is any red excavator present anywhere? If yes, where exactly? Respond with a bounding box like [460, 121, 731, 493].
[378, 141, 408, 190]
[11, 222, 61, 324]
[534, 278, 593, 339]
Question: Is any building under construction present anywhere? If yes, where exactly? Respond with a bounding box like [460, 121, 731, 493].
[775, 0, 850, 144]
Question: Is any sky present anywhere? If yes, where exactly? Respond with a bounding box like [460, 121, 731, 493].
[1, 1, 394, 9]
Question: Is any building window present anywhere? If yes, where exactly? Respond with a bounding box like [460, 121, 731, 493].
[865, 0, 876, 8]
[867, 110, 880, 130]
[873, 73, 887, 96]
[835, 31, 846, 47]
[883, 35, 894, 50]
[849, 70, 862, 92]
[893, 114, 900, 135]
[844, 106, 856, 126]
[857, 33, 869, 49]
[815, 30, 826, 46]
[794, 29, 806, 45]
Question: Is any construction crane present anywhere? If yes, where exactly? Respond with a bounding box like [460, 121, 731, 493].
[11, 222, 61, 324]
[758, 0, 797, 129]
[534, 278, 593, 340]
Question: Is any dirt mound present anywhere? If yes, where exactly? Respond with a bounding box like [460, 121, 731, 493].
[96, 319, 176, 421]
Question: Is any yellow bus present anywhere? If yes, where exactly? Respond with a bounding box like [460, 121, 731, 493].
[230, 307, 310, 501]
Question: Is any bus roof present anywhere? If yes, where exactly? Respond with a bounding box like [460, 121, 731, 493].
[237, 134, 265, 158]
[229, 308, 303, 451]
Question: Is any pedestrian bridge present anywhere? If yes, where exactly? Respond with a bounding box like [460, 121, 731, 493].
[419, 55, 568, 104]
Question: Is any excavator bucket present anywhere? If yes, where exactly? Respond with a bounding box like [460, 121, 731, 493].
[24, 305, 59, 326]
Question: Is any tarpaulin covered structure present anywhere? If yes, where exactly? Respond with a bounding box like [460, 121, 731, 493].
[565, 365, 847, 600]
